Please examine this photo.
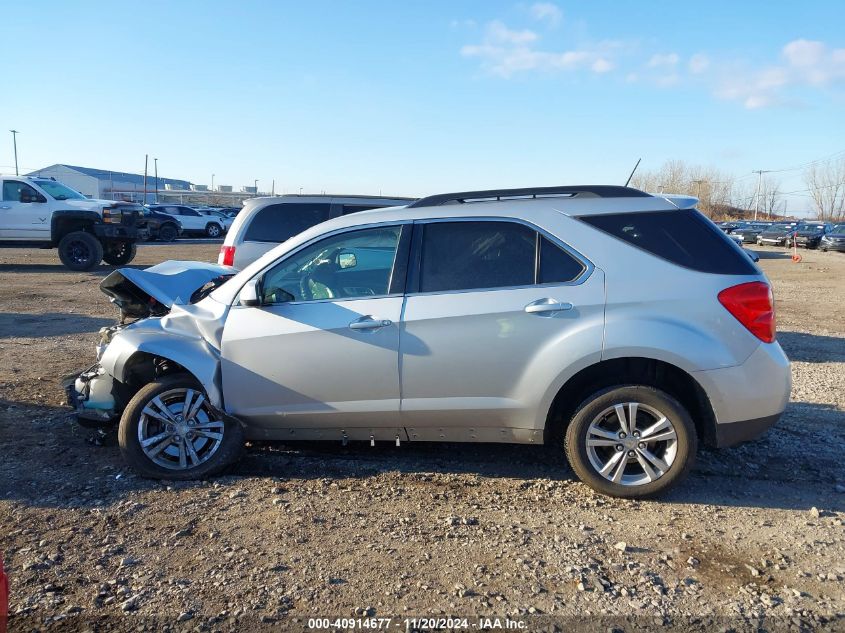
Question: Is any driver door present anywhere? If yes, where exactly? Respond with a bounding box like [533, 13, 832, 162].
[0, 180, 49, 240]
[221, 223, 410, 439]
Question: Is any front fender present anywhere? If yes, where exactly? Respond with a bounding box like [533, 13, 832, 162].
[99, 328, 223, 408]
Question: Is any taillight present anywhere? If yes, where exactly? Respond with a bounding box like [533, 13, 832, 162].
[219, 245, 235, 267]
[718, 281, 776, 343]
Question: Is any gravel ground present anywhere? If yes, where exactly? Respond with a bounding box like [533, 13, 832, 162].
[0, 242, 843, 632]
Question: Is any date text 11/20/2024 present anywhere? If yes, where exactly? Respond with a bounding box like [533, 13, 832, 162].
[307, 617, 527, 630]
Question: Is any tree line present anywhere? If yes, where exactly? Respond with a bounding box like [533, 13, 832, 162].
[629, 158, 845, 222]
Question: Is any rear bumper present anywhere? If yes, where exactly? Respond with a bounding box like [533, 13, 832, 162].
[692, 341, 791, 445]
[714, 412, 783, 447]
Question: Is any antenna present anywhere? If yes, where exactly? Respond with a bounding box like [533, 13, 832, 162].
[624, 158, 642, 187]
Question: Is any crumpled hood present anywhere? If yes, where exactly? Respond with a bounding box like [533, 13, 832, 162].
[100, 260, 235, 319]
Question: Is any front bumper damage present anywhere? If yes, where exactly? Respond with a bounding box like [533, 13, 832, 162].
[63, 364, 118, 425]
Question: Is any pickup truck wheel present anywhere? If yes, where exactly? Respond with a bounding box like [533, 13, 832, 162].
[564, 385, 697, 499]
[57, 231, 103, 271]
[205, 222, 222, 238]
[102, 241, 137, 265]
[158, 223, 178, 242]
[118, 375, 244, 480]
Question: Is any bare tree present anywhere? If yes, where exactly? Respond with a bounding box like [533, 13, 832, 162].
[805, 158, 845, 221]
[630, 160, 737, 218]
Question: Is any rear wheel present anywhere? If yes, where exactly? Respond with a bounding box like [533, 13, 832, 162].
[565, 385, 697, 498]
[102, 241, 137, 265]
[158, 223, 178, 242]
[118, 374, 244, 480]
[57, 231, 103, 271]
[205, 223, 222, 238]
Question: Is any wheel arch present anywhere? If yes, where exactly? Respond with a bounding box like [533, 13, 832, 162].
[544, 357, 718, 448]
[51, 210, 100, 245]
[99, 332, 223, 410]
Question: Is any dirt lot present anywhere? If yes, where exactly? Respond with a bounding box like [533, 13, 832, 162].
[1, 243, 844, 631]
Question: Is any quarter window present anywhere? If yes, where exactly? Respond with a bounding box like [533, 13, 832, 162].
[539, 237, 584, 283]
[244, 203, 332, 243]
[260, 225, 403, 303]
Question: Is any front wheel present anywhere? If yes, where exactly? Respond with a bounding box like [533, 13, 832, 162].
[102, 241, 137, 265]
[205, 223, 222, 238]
[57, 231, 103, 271]
[565, 385, 697, 498]
[158, 223, 178, 242]
[118, 375, 244, 480]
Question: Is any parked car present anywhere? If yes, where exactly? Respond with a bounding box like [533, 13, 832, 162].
[148, 204, 227, 238]
[197, 209, 234, 232]
[820, 224, 845, 252]
[0, 175, 143, 270]
[218, 194, 416, 269]
[141, 207, 183, 242]
[792, 222, 832, 249]
[731, 223, 771, 244]
[218, 207, 242, 218]
[66, 185, 790, 499]
[757, 223, 796, 247]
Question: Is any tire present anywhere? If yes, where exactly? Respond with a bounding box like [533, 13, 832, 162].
[102, 241, 137, 266]
[564, 385, 697, 499]
[205, 223, 222, 238]
[821, 246, 828, 252]
[118, 374, 244, 480]
[158, 223, 178, 242]
[57, 231, 104, 271]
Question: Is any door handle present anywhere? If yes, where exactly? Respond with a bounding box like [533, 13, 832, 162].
[524, 299, 573, 314]
[349, 317, 392, 330]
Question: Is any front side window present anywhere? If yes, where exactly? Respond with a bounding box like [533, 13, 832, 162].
[260, 225, 403, 303]
[244, 203, 332, 243]
[2, 181, 39, 202]
[419, 221, 541, 293]
[33, 180, 86, 200]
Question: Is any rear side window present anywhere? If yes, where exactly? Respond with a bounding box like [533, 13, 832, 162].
[539, 237, 584, 283]
[418, 221, 536, 292]
[580, 209, 757, 275]
[244, 203, 331, 243]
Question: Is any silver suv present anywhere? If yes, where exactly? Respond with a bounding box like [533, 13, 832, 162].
[66, 185, 791, 498]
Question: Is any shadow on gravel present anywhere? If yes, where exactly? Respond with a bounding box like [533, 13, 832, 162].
[0, 312, 114, 338]
[778, 330, 845, 363]
[0, 263, 145, 275]
[2, 396, 842, 514]
[752, 249, 791, 259]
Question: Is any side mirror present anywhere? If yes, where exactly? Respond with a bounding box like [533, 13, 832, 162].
[240, 278, 262, 307]
[337, 251, 357, 269]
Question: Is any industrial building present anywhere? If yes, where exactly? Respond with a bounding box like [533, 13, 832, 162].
[26, 164, 262, 206]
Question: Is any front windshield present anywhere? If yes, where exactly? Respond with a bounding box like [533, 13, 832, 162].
[830, 224, 845, 235]
[34, 180, 87, 201]
[798, 225, 824, 232]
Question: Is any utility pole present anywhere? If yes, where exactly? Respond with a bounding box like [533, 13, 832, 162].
[752, 170, 772, 221]
[9, 130, 19, 176]
[153, 158, 159, 203]
[271, 179, 275, 196]
[211, 174, 215, 206]
[254, 179, 258, 197]
[692, 179, 706, 216]
[143, 154, 149, 205]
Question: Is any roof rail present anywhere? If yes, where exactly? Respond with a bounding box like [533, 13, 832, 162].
[408, 185, 651, 208]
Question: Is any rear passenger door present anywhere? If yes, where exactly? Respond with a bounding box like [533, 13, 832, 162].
[398, 219, 605, 439]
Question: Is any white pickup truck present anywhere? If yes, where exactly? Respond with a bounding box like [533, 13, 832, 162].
[0, 175, 145, 270]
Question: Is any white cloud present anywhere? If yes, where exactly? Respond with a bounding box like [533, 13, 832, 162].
[647, 53, 679, 68]
[716, 39, 845, 109]
[529, 2, 562, 26]
[688, 53, 710, 74]
[487, 20, 538, 45]
[461, 19, 620, 78]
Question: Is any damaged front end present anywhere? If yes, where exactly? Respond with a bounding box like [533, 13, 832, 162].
[64, 261, 235, 426]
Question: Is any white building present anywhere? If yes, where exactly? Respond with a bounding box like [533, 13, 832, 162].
[26, 164, 191, 203]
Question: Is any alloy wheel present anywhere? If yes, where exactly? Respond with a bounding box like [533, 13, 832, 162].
[137, 388, 224, 470]
[585, 402, 678, 486]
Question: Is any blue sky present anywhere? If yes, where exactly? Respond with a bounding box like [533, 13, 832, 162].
[2, 1, 844, 209]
